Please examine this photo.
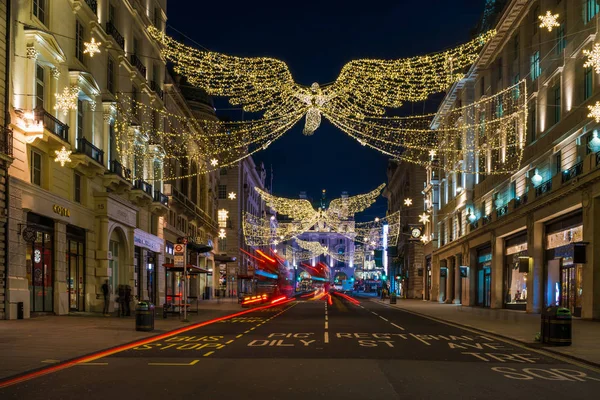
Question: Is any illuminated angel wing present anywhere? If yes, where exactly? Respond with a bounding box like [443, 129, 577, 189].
[148, 26, 306, 117]
[327, 183, 385, 220]
[255, 188, 317, 221]
[295, 239, 329, 256]
[326, 31, 495, 116]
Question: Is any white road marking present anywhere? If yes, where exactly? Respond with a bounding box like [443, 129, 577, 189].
[324, 332, 329, 343]
[391, 323, 405, 331]
[379, 316, 389, 322]
[325, 321, 328, 329]
[410, 333, 431, 346]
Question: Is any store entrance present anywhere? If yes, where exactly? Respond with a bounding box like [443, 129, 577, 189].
[477, 267, 491, 307]
[67, 230, 86, 311]
[561, 264, 583, 317]
[439, 268, 447, 302]
[26, 214, 54, 314]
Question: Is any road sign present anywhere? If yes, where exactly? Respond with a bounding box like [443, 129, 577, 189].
[174, 244, 186, 269]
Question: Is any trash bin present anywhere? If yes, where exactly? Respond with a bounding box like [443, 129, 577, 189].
[541, 306, 571, 346]
[135, 301, 155, 332]
[17, 302, 24, 320]
[390, 292, 397, 305]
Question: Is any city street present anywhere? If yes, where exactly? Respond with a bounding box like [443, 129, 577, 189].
[1, 294, 599, 399]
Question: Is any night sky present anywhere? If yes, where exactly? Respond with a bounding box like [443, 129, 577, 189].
[168, 0, 487, 220]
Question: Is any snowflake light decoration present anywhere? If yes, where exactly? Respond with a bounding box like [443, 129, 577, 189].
[588, 102, 600, 122]
[583, 44, 600, 74]
[428, 150, 437, 159]
[418, 213, 430, 224]
[538, 11, 560, 32]
[218, 229, 226, 239]
[404, 198, 413, 206]
[420, 235, 429, 244]
[228, 192, 237, 200]
[210, 158, 218, 167]
[272, 240, 279, 246]
[54, 86, 80, 114]
[83, 38, 101, 57]
[54, 146, 72, 167]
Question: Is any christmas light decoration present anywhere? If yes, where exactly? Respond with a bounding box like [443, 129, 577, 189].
[419, 213, 430, 224]
[54, 86, 80, 114]
[228, 192, 237, 200]
[538, 11, 560, 32]
[210, 158, 219, 167]
[83, 38, 101, 57]
[295, 238, 329, 255]
[54, 146, 72, 167]
[588, 102, 600, 123]
[218, 209, 229, 228]
[218, 229, 226, 239]
[404, 198, 413, 206]
[583, 44, 600, 74]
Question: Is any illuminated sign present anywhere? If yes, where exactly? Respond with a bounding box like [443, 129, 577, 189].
[52, 204, 70, 217]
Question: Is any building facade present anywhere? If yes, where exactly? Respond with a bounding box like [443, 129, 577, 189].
[3, 0, 220, 319]
[420, 0, 600, 320]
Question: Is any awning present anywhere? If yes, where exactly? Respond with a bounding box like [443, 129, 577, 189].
[214, 254, 237, 263]
[186, 242, 213, 253]
[163, 263, 209, 274]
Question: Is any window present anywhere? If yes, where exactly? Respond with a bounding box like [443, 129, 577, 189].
[153, 7, 162, 29]
[77, 99, 84, 143]
[513, 34, 519, 60]
[218, 237, 227, 252]
[35, 64, 45, 109]
[513, 74, 520, 100]
[31, 149, 42, 186]
[75, 20, 84, 63]
[586, 0, 599, 24]
[33, 0, 46, 25]
[553, 84, 561, 124]
[107, 56, 115, 94]
[532, 5, 539, 35]
[480, 76, 485, 96]
[528, 103, 537, 143]
[133, 146, 144, 179]
[220, 168, 228, 176]
[497, 58, 502, 82]
[191, 163, 198, 204]
[108, 3, 116, 23]
[478, 154, 486, 182]
[74, 173, 82, 203]
[131, 85, 138, 119]
[584, 67, 593, 100]
[556, 23, 566, 54]
[153, 160, 163, 191]
[108, 122, 116, 162]
[530, 51, 541, 80]
[180, 159, 188, 195]
[555, 151, 562, 175]
[218, 185, 227, 199]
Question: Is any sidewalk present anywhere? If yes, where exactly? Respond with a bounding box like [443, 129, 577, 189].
[0, 298, 242, 380]
[374, 299, 600, 367]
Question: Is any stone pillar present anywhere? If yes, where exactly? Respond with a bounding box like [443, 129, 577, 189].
[54, 220, 68, 315]
[431, 254, 440, 302]
[491, 235, 504, 309]
[468, 247, 478, 306]
[582, 195, 600, 319]
[527, 213, 544, 313]
[446, 257, 455, 304]
[453, 254, 462, 304]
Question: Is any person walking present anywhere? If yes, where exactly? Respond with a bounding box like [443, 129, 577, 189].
[118, 285, 126, 317]
[102, 280, 110, 316]
[124, 285, 132, 316]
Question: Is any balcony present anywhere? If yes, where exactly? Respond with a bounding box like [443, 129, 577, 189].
[103, 159, 132, 193]
[514, 193, 528, 209]
[84, 0, 97, 14]
[496, 205, 508, 218]
[150, 190, 169, 216]
[482, 214, 492, 226]
[34, 108, 69, 143]
[561, 162, 583, 184]
[106, 21, 125, 50]
[170, 186, 219, 232]
[149, 81, 164, 100]
[71, 137, 105, 176]
[469, 221, 478, 232]
[0, 126, 13, 160]
[130, 54, 147, 78]
[130, 179, 153, 206]
[535, 179, 552, 198]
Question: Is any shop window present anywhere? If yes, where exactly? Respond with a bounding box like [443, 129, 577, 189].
[74, 173, 82, 203]
[30, 149, 42, 186]
[504, 236, 528, 310]
[33, 0, 47, 25]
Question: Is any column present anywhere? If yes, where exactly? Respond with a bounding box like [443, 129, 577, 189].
[582, 195, 600, 319]
[453, 254, 462, 304]
[54, 220, 68, 315]
[491, 235, 504, 309]
[446, 257, 455, 304]
[527, 213, 544, 313]
[431, 254, 440, 302]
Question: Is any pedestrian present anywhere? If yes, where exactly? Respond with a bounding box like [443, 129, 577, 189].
[124, 285, 132, 316]
[118, 285, 126, 317]
[102, 280, 110, 316]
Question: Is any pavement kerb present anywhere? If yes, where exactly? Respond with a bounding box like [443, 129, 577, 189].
[0, 299, 295, 389]
[371, 299, 600, 369]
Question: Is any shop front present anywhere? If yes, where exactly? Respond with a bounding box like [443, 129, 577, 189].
[545, 212, 584, 317]
[67, 225, 86, 311]
[25, 213, 54, 314]
[476, 246, 492, 308]
[133, 228, 163, 304]
[503, 232, 528, 311]
[425, 256, 432, 301]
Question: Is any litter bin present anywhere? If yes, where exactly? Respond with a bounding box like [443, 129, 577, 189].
[541, 306, 571, 346]
[390, 292, 397, 305]
[135, 301, 155, 332]
[17, 302, 24, 319]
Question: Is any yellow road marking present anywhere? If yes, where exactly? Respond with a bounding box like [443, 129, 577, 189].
[77, 362, 108, 366]
[148, 360, 199, 366]
[203, 351, 214, 357]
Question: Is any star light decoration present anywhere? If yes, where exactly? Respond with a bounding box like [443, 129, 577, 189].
[538, 11, 560, 32]
[588, 102, 600, 123]
[418, 213, 430, 224]
[54, 86, 80, 114]
[83, 38, 101, 57]
[583, 44, 600, 74]
[54, 146, 72, 167]
[404, 198, 413, 206]
[218, 229, 226, 239]
[228, 192, 237, 200]
[210, 158, 219, 167]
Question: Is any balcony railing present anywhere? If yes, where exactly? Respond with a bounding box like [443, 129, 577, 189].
[153, 190, 169, 207]
[149, 81, 164, 100]
[0, 127, 13, 158]
[171, 186, 218, 232]
[130, 54, 146, 77]
[76, 137, 104, 165]
[108, 159, 131, 180]
[34, 108, 69, 142]
[596, 151, 600, 167]
[84, 0, 98, 14]
[469, 221, 478, 231]
[514, 193, 528, 209]
[535, 179, 552, 197]
[562, 162, 583, 183]
[134, 179, 153, 196]
[496, 205, 508, 218]
[482, 214, 492, 226]
[106, 21, 125, 50]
